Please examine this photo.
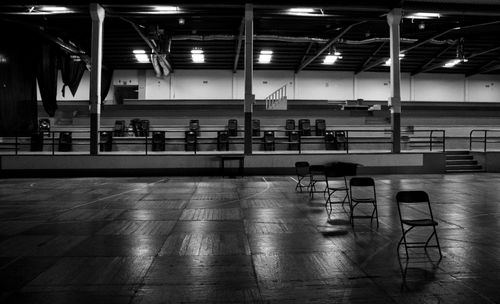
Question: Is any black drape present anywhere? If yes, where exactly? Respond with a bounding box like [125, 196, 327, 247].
[101, 66, 113, 102]
[0, 26, 37, 136]
[37, 43, 58, 117]
[60, 54, 86, 98]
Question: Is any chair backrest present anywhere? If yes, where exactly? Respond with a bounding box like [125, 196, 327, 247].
[285, 119, 295, 131]
[315, 119, 326, 136]
[289, 131, 300, 142]
[264, 131, 275, 142]
[350, 177, 375, 187]
[326, 162, 357, 177]
[396, 190, 435, 221]
[396, 190, 429, 203]
[309, 165, 325, 175]
[295, 161, 309, 176]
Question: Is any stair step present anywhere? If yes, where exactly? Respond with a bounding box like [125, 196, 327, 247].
[446, 160, 478, 166]
[445, 150, 470, 155]
[446, 169, 485, 173]
[446, 164, 482, 170]
[446, 155, 473, 160]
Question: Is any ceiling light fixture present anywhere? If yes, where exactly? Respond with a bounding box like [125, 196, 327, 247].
[406, 12, 441, 19]
[323, 51, 342, 65]
[384, 53, 405, 66]
[39, 6, 69, 12]
[178, 18, 185, 25]
[154, 6, 179, 11]
[289, 8, 315, 13]
[191, 49, 205, 63]
[443, 59, 462, 68]
[133, 50, 150, 63]
[258, 50, 273, 64]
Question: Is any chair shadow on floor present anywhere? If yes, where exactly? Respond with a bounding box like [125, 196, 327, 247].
[397, 250, 442, 291]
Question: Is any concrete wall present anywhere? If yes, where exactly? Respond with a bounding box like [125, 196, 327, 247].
[41, 70, 500, 103]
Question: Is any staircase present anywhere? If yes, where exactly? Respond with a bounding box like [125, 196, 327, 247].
[445, 150, 484, 173]
[265, 84, 287, 110]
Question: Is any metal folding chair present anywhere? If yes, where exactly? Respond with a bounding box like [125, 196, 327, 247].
[396, 191, 442, 259]
[308, 165, 326, 199]
[294, 161, 310, 192]
[349, 177, 379, 228]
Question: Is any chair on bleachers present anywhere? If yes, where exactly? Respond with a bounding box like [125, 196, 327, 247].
[217, 131, 229, 151]
[138, 120, 150, 137]
[130, 119, 141, 136]
[396, 191, 442, 259]
[30, 131, 44, 152]
[185, 131, 197, 152]
[325, 131, 337, 150]
[113, 120, 126, 137]
[189, 120, 200, 136]
[285, 119, 295, 136]
[335, 131, 347, 150]
[252, 119, 260, 136]
[324, 162, 357, 217]
[299, 119, 311, 136]
[315, 119, 326, 136]
[349, 177, 379, 228]
[39, 119, 50, 133]
[295, 161, 310, 192]
[228, 119, 238, 137]
[58, 132, 72, 152]
[263, 131, 275, 151]
[152, 131, 166, 152]
[288, 131, 300, 151]
[99, 131, 113, 152]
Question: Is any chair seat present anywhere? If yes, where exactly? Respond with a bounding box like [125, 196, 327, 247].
[402, 219, 438, 226]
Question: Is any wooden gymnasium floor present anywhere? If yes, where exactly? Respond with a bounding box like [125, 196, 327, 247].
[1, 173, 500, 303]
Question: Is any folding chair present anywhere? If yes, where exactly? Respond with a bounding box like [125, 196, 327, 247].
[324, 164, 350, 216]
[294, 161, 309, 192]
[396, 191, 442, 259]
[349, 177, 379, 228]
[308, 165, 326, 199]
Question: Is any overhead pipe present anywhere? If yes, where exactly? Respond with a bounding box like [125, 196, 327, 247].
[119, 16, 173, 73]
[296, 20, 366, 73]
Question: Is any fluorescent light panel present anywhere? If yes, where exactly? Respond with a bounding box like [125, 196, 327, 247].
[384, 53, 405, 66]
[443, 59, 461, 68]
[154, 6, 179, 11]
[259, 50, 273, 64]
[39, 6, 69, 11]
[289, 8, 315, 13]
[406, 12, 440, 19]
[323, 52, 342, 65]
[191, 49, 205, 63]
[133, 50, 149, 63]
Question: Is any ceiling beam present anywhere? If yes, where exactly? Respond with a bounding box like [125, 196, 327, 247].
[356, 41, 386, 74]
[413, 45, 500, 76]
[119, 16, 173, 73]
[295, 21, 366, 73]
[467, 60, 500, 77]
[296, 42, 314, 69]
[411, 44, 455, 76]
[233, 18, 244, 73]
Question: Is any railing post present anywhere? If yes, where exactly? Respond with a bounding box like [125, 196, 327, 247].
[346, 130, 349, 154]
[484, 130, 488, 152]
[429, 130, 433, 151]
[469, 130, 473, 151]
[145, 134, 148, 155]
[52, 132, 55, 155]
[15, 135, 18, 155]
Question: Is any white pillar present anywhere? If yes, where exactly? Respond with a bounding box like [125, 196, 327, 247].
[89, 3, 105, 155]
[387, 8, 402, 153]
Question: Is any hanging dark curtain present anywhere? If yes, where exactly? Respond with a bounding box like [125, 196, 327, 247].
[0, 26, 37, 136]
[60, 53, 86, 97]
[37, 43, 58, 117]
[101, 66, 113, 102]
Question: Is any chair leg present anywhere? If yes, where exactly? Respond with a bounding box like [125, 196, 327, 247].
[432, 226, 443, 259]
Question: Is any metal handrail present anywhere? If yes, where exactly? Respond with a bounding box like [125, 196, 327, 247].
[469, 129, 500, 152]
[265, 84, 287, 110]
[3, 128, 459, 155]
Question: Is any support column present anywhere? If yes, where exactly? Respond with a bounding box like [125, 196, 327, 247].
[89, 3, 105, 155]
[244, 3, 254, 155]
[387, 8, 402, 153]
